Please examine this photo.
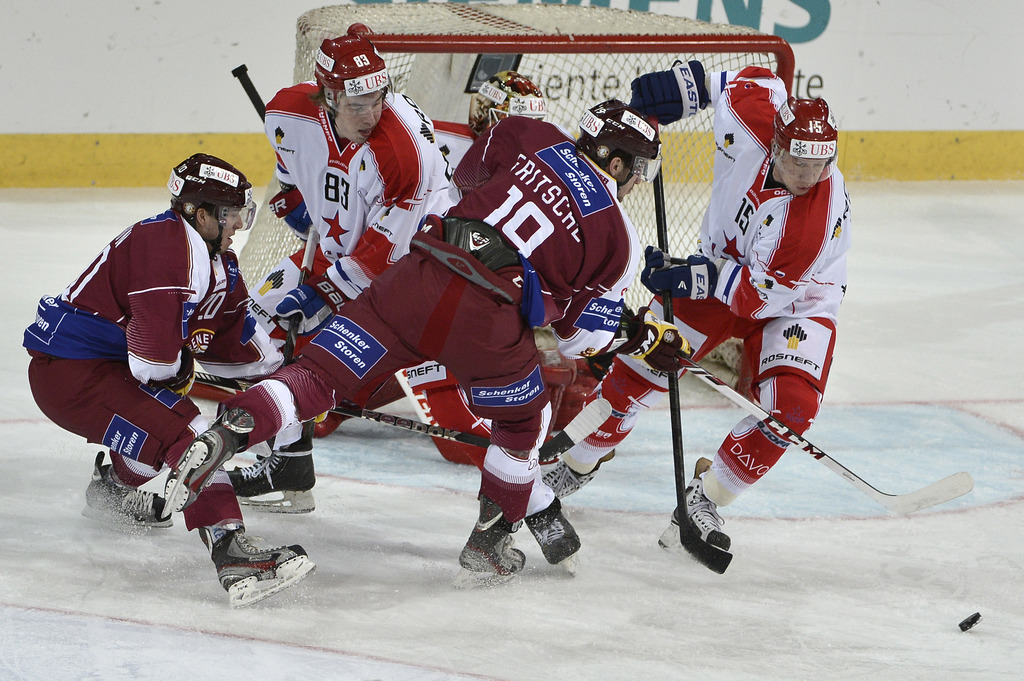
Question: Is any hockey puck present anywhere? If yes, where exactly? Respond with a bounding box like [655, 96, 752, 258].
[958, 612, 982, 632]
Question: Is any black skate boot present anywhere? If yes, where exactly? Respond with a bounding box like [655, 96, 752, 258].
[165, 407, 253, 513]
[199, 526, 315, 608]
[659, 457, 733, 574]
[454, 495, 525, 589]
[524, 497, 581, 573]
[83, 451, 172, 529]
[228, 424, 315, 514]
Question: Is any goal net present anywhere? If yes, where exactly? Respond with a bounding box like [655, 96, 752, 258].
[239, 3, 793, 380]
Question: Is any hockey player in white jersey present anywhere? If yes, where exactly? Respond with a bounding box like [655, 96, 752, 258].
[229, 26, 453, 511]
[548, 61, 852, 565]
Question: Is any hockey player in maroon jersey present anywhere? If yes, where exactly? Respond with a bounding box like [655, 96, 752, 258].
[549, 61, 852, 564]
[23, 154, 315, 607]
[167, 100, 692, 585]
[229, 25, 453, 512]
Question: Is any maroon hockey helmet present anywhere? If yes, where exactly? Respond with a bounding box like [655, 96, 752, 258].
[168, 154, 255, 230]
[314, 26, 390, 99]
[774, 97, 838, 160]
[468, 70, 547, 137]
[577, 99, 662, 181]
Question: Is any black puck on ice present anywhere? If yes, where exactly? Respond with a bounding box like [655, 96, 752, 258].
[958, 612, 982, 632]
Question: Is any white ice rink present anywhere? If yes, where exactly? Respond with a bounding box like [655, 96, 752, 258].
[1, 182, 1022, 680]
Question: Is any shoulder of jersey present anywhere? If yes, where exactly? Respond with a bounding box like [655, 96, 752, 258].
[266, 82, 321, 118]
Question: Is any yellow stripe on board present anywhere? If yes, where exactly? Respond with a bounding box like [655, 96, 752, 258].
[1, 131, 1022, 187]
[1, 134, 276, 188]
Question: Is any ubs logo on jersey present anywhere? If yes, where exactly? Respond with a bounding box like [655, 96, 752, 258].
[783, 323, 807, 349]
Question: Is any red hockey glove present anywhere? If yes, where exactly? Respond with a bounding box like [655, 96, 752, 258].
[269, 183, 312, 239]
[617, 307, 692, 373]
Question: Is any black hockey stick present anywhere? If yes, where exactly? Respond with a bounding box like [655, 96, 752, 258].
[231, 64, 266, 122]
[653, 174, 732, 574]
[674, 354, 974, 514]
[192, 371, 611, 461]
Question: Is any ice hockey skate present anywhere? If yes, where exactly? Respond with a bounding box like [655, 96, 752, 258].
[83, 452, 172, 529]
[165, 407, 253, 513]
[659, 457, 733, 574]
[541, 460, 596, 499]
[524, 497, 581, 574]
[453, 495, 525, 589]
[200, 526, 315, 608]
[228, 427, 316, 514]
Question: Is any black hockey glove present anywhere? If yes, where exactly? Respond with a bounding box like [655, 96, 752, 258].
[617, 307, 692, 373]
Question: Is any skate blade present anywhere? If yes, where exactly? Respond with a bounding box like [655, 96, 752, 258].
[451, 568, 517, 590]
[164, 440, 212, 513]
[659, 521, 733, 575]
[228, 555, 316, 608]
[238, 490, 316, 514]
[555, 551, 579, 576]
[81, 505, 173, 530]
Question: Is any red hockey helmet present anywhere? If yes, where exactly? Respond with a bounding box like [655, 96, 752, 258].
[168, 154, 255, 230]
[468, 70, 547, 137]
[314, 26, 390, 99]
[577, 99, 662, 181]
[774, 97, 838, 160]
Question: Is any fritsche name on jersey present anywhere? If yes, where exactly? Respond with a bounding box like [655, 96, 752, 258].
[23, 209, 281, 384]
[449, 116, 641, 359]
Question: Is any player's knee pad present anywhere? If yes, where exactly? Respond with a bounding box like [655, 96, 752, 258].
[755, 373, 822, 436]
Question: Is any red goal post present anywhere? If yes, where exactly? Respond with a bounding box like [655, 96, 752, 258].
[239, 3, 794, 323]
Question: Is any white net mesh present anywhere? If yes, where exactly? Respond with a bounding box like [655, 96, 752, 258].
[241, 3, 791, 320]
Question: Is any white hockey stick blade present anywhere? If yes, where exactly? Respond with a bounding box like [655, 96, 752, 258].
[678, 356, 974, 515]
[828, 464, 975, 515]
[539, 397, 612, 462]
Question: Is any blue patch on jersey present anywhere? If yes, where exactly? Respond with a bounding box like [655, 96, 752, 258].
[575, 298, 625, 333]
[224, 252, 240, 293]
[536, 142, 613, 217]
[240, 312, 257, 345]
[22, 297, 127, 360]
[518, 254, 545, 328]
[310, 316, 386, 379]
[181, 302, 197, 340]
[102, 415, 149, 461]
[471, 365, 545, 408]
[138, 382, 184, 409]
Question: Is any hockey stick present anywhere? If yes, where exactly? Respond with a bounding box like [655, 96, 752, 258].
[192, 371, 611, 461]
[231, 64, 266, 122]
[653, 173, 733, 574]
[676, 355, 974, 514]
